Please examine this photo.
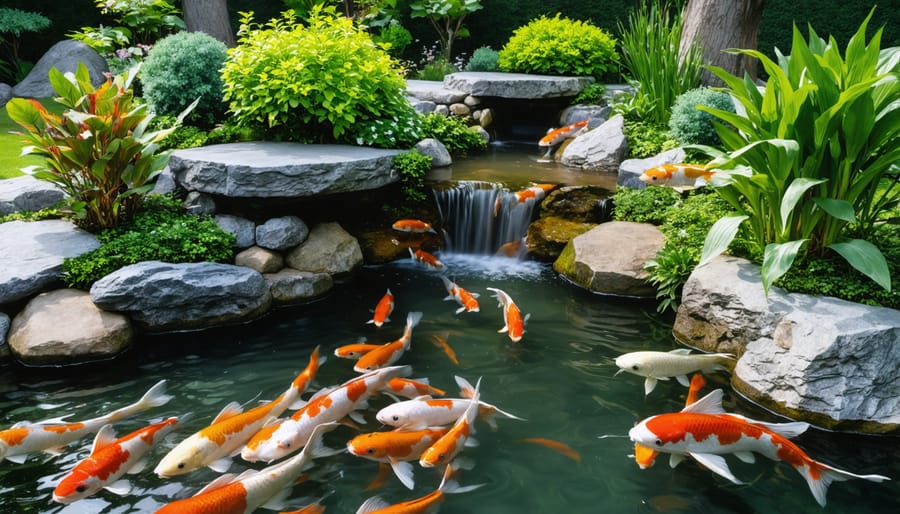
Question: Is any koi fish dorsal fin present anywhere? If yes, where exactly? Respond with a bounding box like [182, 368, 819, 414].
[356, 495, 391, 514]
[195, 473, 240, 495]
[211, 401, 243, 424]
[668, 348, 694, 355]
[724, 414, 810, 439]
[90, 424, 118, 455]
[681, 389, 726, 415]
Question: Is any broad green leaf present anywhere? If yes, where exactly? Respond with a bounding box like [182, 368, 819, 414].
[761, 240, 806, 294]
[829, 239, 892, 291]
[811, 197, 856, 222]
[780, 178, 827, 233]
[49, 67, 81, 107]
[5, 98, 47, 132]
[698, 215, 748, 268]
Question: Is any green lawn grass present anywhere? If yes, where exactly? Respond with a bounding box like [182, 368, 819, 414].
[0, 98, 63, 179]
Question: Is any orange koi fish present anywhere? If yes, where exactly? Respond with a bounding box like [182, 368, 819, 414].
[409, 248, 444, 269]
[419, 379, 481, 468]
[440, 276, 479, 314]
[516, 437, 581, 463]
[392, 219, 437, 234]
[241, 365, 411, 463]
[155, 347, 322, 477]
[54, 415, 185, 503]
[0, 380, 172, 464]
[538, 119, 589, 147]
[634, 373, 707, 470]
[639, 164, 715, 188]
[486, 287, 528, 343]
[348, 427, 451, 489]
[382, 378, 446, 399]
[431, 335, 459, 366]
[335, 339, 382, 360]
[355, 464, 484, 514]
[155, 423, 340, 514]
[629, 389, 890, 507]
[368, 289, 395, 327]
[354, 312, 423, 373]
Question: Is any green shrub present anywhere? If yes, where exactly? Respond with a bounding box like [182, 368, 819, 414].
[141, 31, 228, 127]
[207, 121, 260, 145]
[420, 113, 487, 156]
[0, 208, 61, 224]
[611, 185, 681, 225]
[465, 46, 499, 72]
[668, 87, 735, 146]
[373, 22, 413, 59]
[0, 7, 51, 83]
[355, 110, 423, 149]
[623, 120, 678, 158]
[498, 14, 618, 79]
[572, 83, 607, 105]
[393, 150, 432, 207]
[63, 195, 235, 289]
[158, 124, 209, 150]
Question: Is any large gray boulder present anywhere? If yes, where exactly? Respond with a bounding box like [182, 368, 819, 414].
[561, 115, 628, 172]
[256, 216, 309, 251]
[558, 104, 611, 127]
[285, 222, 363, 275]
[553, 221, 663, 297]
[443, 72, 593, 99]
[0, 220, 100, 305]
[90, 261, 272, 332]
[265, 269, 333, 304]
[0, 175, 66, 215]
[169, 143, 401, 198]
[12, 40, 108, 99]
[414, 138, 452, 168]
[618, 148, 687, 189]
[8, 289, 133, 366]
[675, 256, 900, 433]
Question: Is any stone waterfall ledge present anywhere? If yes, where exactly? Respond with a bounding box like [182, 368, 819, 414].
[674, 255, 900, 434]
[443, 72, 594, 99]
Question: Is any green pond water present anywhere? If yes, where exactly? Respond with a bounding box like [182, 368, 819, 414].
[1, 145, 897, 513]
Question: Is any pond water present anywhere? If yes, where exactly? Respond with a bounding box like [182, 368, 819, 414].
[1, 145, 897, 513]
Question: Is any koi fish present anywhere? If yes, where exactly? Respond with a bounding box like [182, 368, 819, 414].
[409, 248, 444, 269]
[241, 365, 411, 463]
[392, 219, 437, 234]
[382, 378, 446, 399]
[639, 164, 715, 189]
[0, 380, 172, 464]
[155, 347, 323, 477]
[347, 427, 451, 489]
[419, 379, 481, 468]
[485, 287, 528, 343]
[54, 415, 185, 503]
[440, 276, 479, 314]
[538, 119, 589, 147]
[517, 438, 581, 463]
[368, 289, 394, 327]
[355, 464, 484, 514]
[514, 183, 555, 203]
[614, 349, 735, 395]
[335, 340, 382, 360]
[155, 423, 340, 514]
[633, 373, 707, 470]
[354, 312, 423, 373]
[279, 501, 326, 514]
[431, 335, 459, 366]
[495, 239, 524, 258]
[628, 389, 891, 507]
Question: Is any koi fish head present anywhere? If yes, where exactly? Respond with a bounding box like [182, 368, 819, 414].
[155, 441, 206, 478]
[614, 353, 648, 377]
[638, 166, 674, 184]
[347, 433, 391, 460]
[53, 468, 103, 504]
[376, 402, 417, 429]
[628, 415, 689, 455]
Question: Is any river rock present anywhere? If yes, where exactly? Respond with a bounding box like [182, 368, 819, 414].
[558, 104, 611, 127]
[8, 289, 133, 366]
[526, 216, 597, 262]
[235, 246, 284, 274]
[256, 216, 309, 251]
[540, 186, 611, 223]
[12, 41, 108, 99]
[449, 103, 471, 116]
[618, 148, 687, 189]
[169, 143, 401, 198]
[90, 261, 272, 332]
[443, 72, 593, 99]
[215, 214, 256, 249]
[414, 138, 452, 167]
[553, 221, 663, 297]
[411, 99, 436, 114]
[561, 114, 628, 172]
[434, 104, 450, 116]
[265, 269, 333, 304]
[285, 222, 363, 275]
[479, 108, 494, 128]
[0, 175, 66, 215]
[0, 220, 100, 305]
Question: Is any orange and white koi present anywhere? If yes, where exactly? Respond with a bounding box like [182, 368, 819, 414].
[639, 163, 715, 188]
[0, 380, 172, 464]
[628, 389, 891, 507]
[382, 378, 446, 399]
[279, 501, 326, 514]
[614, 348, 734, 395]
[431, 335, 459, 366]
[348, 427, 451, 489]
[54, 415, 185, 503]
[516, 438, 581, 463]
[241, 366, 411, 463]
[355, 464, 484, 514]
[368, 289, 395, 327]
[354, 312, 423, 373]
[538, 119, 589, 147]
[155, 423, 340, 514]
[634, 373, 707, 470]
[392, 219, 437, 234]
[155, 347, 323, 477]
[485, 287, 528, 343]
[409, 248, 444, 269]
[515, 183, 555, 203]
[335, 340, 382, 360]
[440, 276, 479, 314]
[419, 379, 481, 468]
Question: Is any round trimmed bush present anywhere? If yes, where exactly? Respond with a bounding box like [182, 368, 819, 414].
[668, 87, 736, 146]
[498, 14, 618, 78]
[141, 31, 228, 127]
[465, 46, 499, 72]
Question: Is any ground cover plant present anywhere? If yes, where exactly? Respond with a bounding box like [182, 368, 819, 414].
[419, 112, 486, 156]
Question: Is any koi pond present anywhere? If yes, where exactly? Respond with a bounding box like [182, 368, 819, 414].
[1, 144, 897, 513]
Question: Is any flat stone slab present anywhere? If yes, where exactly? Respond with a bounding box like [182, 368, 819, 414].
[443, 72, 594, 99]
[0, 175, 66, 215]
[405, 79, 468, 104]
[168, 142, 401, 198]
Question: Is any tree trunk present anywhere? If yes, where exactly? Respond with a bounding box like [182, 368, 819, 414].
[679, 0, 766, 86]
[183, 0, 236, 47]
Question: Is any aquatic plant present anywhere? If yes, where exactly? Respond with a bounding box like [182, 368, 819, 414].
[668, 87, 735, 146]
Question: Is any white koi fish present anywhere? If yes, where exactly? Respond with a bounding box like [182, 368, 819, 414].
[486, 287, 529, 343]
[441, 276, 480, 314]
[614, 349, 735, 395]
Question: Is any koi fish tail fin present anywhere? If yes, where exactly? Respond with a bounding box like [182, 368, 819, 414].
[454, 375, 476, 398]
[108, 380, 173, 422]
[437, 463, 486, 495]
[801, 460, 891, 507]
[405, 311, 423, 335]
[304, 422, 344, 460]
[481, 404, 526, 430]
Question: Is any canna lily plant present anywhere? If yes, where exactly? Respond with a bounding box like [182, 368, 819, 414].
[5, 62, 195, 231]
[692, 10, 899, 294]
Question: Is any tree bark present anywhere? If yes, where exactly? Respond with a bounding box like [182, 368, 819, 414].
[183, 0, 236, 47]
[679, 0, 766, 86]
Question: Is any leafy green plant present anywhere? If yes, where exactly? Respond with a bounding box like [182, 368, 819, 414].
[498, 14, 618, 79]
[158, 124, 209, 150]
[97, 0, 183, 47]
[5, 62, 194, 232]
[668, 87, 735, 146]
[207, 121, 260, 145]
[623, 119, 678, 159]
[63, 194, 235, 289]
[410, 0, 483, 61]
[611, 185, 681, 225]
[68, 25, 132, 56]
[0, 207, 62, 224]
[644, 244, 695, 313]
[141, 31, 228, 127]
[0, 7, 51, 83]
[373, 22, 413, 58]
[697, 10, 900, 294]
[355, 110, 423, 149]
[464, 46, 498, 72]
[415, 45, 459, 81]
[393, 150, 432, 207]
[572, 83, 607, 105]
[420, 113, 486, 156]
[617, 1, 702, 125]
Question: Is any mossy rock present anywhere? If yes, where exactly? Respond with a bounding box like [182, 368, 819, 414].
[528, 216, 597, 262]
[540, 185, 611, 223]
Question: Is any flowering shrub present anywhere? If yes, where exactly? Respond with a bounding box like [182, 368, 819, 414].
[355, 111, 423, 149]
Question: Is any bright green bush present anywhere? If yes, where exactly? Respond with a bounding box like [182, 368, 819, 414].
[622, 120, 678, 159]
[222, 9, 414, 145]
[393, 150, 432, 207]
[373, 22, 413, 59]
[572, 83, 607, 105]
[611, 185, 681, 225]
[141, 31, 227, 127]
[420, 113, 487, 156]
[498, 14, 618, 79]
[668, 87, 735, 146]
[465, 46, 499, 72]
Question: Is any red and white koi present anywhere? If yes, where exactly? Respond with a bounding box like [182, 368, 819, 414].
[514, 183, 555, 203]
[639, 163, 715, 189]
[419, 379, 481, 468]
[155, 423, 340, 514]
[354, 312, 423, 373]
[486, 287, 528, 343]
[628, 389, 891, 507]
[347, 427, 451, 489]
[355, 465, 484, 514]
[538, 119, 589, 147]
[392, 219, 437, 234]
[155, 347, 323, 477]
[241, 365, 411, 463]
[440, 276, 479, 314]
[381, 378, 446, 400]
[633, 373, 707, 470]
[409, 248, 444, 269]
[0, 380, 172, 464]
[335, 339, 382, 360]
[614, 349, 734, 395]
[54, 415, 185, 503]
[368, 289, 395, 327]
